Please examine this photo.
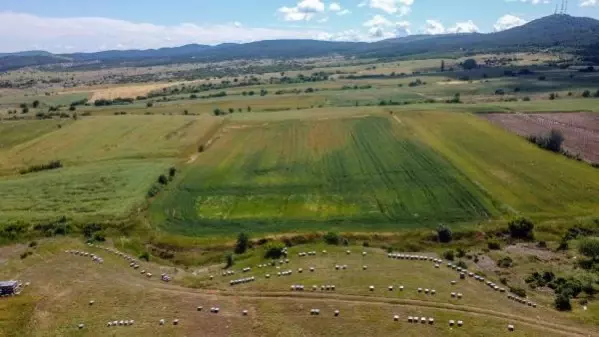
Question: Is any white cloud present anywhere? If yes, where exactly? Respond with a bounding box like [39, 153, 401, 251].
[337, 9, 352, 15]
[580, 0, 598, 6]
[329, 2, 342, 11]
[368, 0, 414, 15]
[363, 15, 410, 39]
[318, 17, 329, 23]
[0, 11, 326, 53]
[447, 20, 479, 33]
[493, 14, 527, 31]
[358, 1, 368, 7]
[278, 0, 325, 21]
[505, 0, 550, 4]
[424, 19, 445, 34]
[233, 21, 242, 28]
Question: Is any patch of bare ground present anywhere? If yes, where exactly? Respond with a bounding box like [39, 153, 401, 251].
[483, 112, 599, 163]
[504, 243, 560, 262]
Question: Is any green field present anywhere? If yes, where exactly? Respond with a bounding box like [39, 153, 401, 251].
[151, 110, 599, 236]
[0, 159, 169, 223]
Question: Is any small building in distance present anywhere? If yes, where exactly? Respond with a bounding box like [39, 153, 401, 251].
[0, 280, 19, 296]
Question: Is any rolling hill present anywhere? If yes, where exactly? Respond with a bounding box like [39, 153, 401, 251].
[0, 14, 598, 71]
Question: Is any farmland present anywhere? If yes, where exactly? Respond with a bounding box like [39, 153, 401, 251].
[150, 115, 498, 236]
[484, 112, 599, 163]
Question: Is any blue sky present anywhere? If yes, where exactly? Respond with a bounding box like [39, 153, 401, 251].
[0, 0, 598, 52]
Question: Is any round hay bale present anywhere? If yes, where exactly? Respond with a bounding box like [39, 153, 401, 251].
[334, 310, 340, 317]
[78, 324, 85, 329]
[449, 320, 455, 326]
[242, 310, 248, 316]
[508, 324, 515, 331]
[457, 320, 463, 327]
[173, 319, 179, 325]
[369, 285, 374, 291]
[394, 315, 400, 321]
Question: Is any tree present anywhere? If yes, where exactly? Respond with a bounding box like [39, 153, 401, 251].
[69, 105, 76, 111]
[508, 217, 535, 240]
[545, 129, 564, 153]
[443, 250, 455, 261]
[168, 167, 177, 178]
[157, 174, 168, 185]
[549, 93, 557, 100]
[235, 232, 249, 254]
[228, 108, 234, 114]
[224, 253, 234, 268]
[440, 60, 445, 72]
[264, 242, 286, 259]
[554, 293, 571, 311]
[462, 59, 477, 70]
[146, 102, 153, 107]
[578, 237, 599, 261]
[21, 107, 29, 114]
[323, 232, 341, 245]
[32, 100, 40, 108]
[437, 224, 452, 243]
[247, 106, 252, 112]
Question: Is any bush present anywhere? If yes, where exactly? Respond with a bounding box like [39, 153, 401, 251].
[168, 167, 177, 178]
[456, 260, 468, 269]
[20, 251, 33, 259]
[224, 253, 234, 268]
[147, 184, 161, 198]
[462, 59, 477, 70]
[19, 160, 63, 175]
[582, 90, 591, 98]
[522, 96, 531, 101]
[28, 241, 38, 248]
[264, 242, 286, 259]
[508, 217, 535, 240]
[69, 105, 76, 111]
[549, 93, 557, 100]
[443, 250, 455, 261]
[324, 232, 341, 245]
[456, 247, 466, 258]
[157, 174, 168, 185]
[93, 232, 106, 242]
[235, 232, 250, 254]
[139, 252, 150, 262]
[554, 293, 572, 311]
[146, 102, 153, 107]
[510, 286, 527, 298]
[488, 240, 501, 250]
[578, 237, 599, 261]
[437, 224, 452, 243]
[497, 256, 513, 268]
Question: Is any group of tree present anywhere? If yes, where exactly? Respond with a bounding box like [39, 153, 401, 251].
[527, 129, 564, 153]
[19, 160, 63, 175]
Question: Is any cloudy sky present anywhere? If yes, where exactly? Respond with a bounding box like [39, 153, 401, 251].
[0, 0, 598, 53]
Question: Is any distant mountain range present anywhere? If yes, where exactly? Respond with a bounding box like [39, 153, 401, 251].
[1, 14, 598, 71]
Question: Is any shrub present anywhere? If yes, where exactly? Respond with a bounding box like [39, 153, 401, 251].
[462, 59, 477, 70]
[508, 217, 535, 240]
[456, 247, 466, 258]
[578, 237, 599, 261]
[20, 251, 33, 259]
[19, 160, 63, 175]
[509, 286, 527, 298]
[554, 293, 572, 311]
[147, 184, 161, 198]
[224, 253, 234, 268]
[28, 241, 38, 248]
[456, 260, 468, 269]
[146, 102, 153, 107]
[235, 232, 250, 254]
[168, 167, 177, 178]
[522, 96, 531, 101]
[497, 256, 513, 268]
[139, 252, 150, 261]
[157, 174, 168, 185]
[69, 105, 76, 111]
[437, 224, 452, 243]
[324, 232, 341, 245]
[582, 90, 591, 98]
[93, 232, 106, 242]
[488, 240, 501, 250]
[549, 93, 557, 100]
[443, 250, 455, 261]
[264, 242, 286, 259]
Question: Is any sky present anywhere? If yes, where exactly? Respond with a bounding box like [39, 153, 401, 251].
[0, 0, 598, 53]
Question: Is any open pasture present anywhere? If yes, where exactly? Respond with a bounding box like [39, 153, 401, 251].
[151, 114, 498, 236]
[0, 238, 596, 337]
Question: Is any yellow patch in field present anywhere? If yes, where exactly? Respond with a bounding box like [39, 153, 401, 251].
[87, 82, 188, 101]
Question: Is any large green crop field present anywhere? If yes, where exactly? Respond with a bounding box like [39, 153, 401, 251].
[151, 110, 599, 236]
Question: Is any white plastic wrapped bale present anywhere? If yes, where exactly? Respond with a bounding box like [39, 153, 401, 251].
[449, 320, 455, 326]
[242, 310, 248, 316]
[173, 319, 179, 325]
[334, 310, 340, 317]
[388, 286, 394, 291]
[457, 293, 463, 299]
[363, 265, 368, 270]
[394, 315, 400, 321]
[407, 316, 413, 323]
[362, 252, 367, 256]
[420, 317, 427, 324]
[369, 285, 374, 291]
[417, 288, 423, 293]
[428, 318, 435, 325]
[457, 320, 463, 327]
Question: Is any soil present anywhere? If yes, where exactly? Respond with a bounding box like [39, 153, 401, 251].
[483, 112, 599, 163]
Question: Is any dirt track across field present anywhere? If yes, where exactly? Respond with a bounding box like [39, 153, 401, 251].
[484, 112, 599, 163]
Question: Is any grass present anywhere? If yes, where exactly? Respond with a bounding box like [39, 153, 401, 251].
[0, 114, 221, 173]
[402, 111, 599, 218]
[150, 115, 498, 236]
[0, 237, 595, 337]
[0, 92, 91, 109]
[0, 159, 170, 223]
[0, 119, 68, 149]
